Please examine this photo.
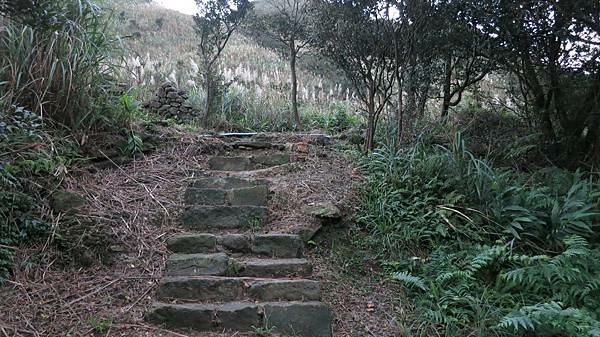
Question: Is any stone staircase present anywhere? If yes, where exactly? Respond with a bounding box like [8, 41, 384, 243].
[148, 153, 332, 337]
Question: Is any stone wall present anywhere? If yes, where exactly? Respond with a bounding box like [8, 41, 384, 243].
[144, 83, 198, 122]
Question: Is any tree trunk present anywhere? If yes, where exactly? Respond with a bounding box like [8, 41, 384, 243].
[290, 44, 301, 130]
[204, 76, 213, 120]
[441, 53, 452, 118]
[395, 70, 404, 148]
[364, 90, 376, 153]
[204, 60, 214, 120]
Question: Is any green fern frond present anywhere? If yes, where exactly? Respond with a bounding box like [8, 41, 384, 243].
[392, 271, 429, 291]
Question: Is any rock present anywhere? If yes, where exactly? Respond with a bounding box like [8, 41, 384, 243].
[165, 253, 229, 276]
[308, 134, 331, 146]
[166, 234, 217, 254]
[264, 302, 332, 337]
[50, 190, 86, 213]
[293, 224, 323, 242]
[303, 202, 341, 220]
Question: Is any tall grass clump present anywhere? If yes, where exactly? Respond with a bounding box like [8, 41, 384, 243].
[0, 0, 115, 129]
[355, 132, 600, 336]
[0, 0, 122, 282]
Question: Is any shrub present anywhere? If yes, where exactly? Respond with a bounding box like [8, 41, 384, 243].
[0, 0, 116, 129]
[355, 132, 600, 336]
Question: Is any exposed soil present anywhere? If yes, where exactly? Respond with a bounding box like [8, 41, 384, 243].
[0, 132, 403, 337]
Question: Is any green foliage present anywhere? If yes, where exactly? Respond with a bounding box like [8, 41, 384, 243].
[356, 132, 600, 336]
[85, 316, 113, 334]
[0, 0, 117, 129]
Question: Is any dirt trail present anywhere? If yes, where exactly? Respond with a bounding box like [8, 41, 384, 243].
[0, 132, 404, 337]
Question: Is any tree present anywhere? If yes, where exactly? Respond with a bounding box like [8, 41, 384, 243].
[387, 0, 432, 145]
[470, 0, 600, 159]
[435, 1, 493, 118]
[312, 0, 396, 152]
[246, 0, 312, 130]
[193, 0, 252, 121]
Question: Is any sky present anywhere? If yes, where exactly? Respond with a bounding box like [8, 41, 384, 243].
[154, 0, 198, 15]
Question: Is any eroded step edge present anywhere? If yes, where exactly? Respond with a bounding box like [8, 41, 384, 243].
[157, 276, 321, 302]
[208, 154, 291, 171]
[147, 301, 332, 337]
[184, 185, 269, 206]
[166, 254, 312, 278]
[189, 176, 270, 190]
[167, 233, 303, 258]
[181, 206, 268, 230]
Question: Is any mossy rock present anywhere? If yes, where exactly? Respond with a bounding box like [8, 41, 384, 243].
[303, 202, 341, 220]
[50, 190, 86, 214]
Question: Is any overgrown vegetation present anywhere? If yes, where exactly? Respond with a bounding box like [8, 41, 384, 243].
[0, 0, 133, 281]
[355, 131, 600, 336]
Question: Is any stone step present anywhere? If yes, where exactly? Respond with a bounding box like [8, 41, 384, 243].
[166, 254, 312, 278]
[189, 176, 269, 190]
[181, 206, 268, 230]
[167, 233, 303, 258]
[147, 301, 332, 337]
[238, 258, 312, 278]
[157, 276, 321, 302]
[184, 184, 269, 206]
[208, 154, 291, 171]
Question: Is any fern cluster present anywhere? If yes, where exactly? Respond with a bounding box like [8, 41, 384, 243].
[355, 132, 600, 336]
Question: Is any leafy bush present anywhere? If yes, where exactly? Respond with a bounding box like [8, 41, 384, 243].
[355, 132, 600, 336]
[0, 0, 116, 129]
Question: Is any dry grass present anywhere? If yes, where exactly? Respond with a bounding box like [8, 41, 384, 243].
[113, 2, 358, 121]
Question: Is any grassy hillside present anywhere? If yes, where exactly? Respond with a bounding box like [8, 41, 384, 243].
[113, 1, 358, 131]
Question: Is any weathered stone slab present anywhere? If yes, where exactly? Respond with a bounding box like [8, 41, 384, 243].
[181, 206, 268, 230]
[252, 234, 302, 258]
[148, 302, 260, 331]
[157, 276, 245, 301]
[251, 154, 291, 167]
[238, 258, 312, 277]
[228, 185, 269, 206]
[165, 253, 229, 276]
[147, 303, 214, 330]
[229, 141, 272, 149]
[264, 302, 332, 337]
[218, 234, 251, 253]
[249, 279, 321, 301]
[184, 188, 227, 205]
[190, 176, 268, 190]
[209, 157, 251, 171]
[167, 234, 217, 254]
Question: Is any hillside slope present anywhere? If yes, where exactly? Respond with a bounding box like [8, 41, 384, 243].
[113, 2, 355, 129]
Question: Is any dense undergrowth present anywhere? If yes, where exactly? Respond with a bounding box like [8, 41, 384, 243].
[355, 132, 600, 336]
[0, 0, 151, 281]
